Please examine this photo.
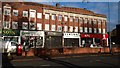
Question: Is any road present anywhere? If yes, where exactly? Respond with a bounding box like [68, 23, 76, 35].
[2, 54, 120, 68]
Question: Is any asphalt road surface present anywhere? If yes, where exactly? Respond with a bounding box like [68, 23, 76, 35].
[2, 54, 120, 68]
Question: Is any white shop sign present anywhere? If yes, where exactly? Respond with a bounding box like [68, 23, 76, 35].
[63, 33, 80, 38]
[21, 31, 44, 36]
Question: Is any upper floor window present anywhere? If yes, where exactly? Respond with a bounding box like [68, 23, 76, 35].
[3, 21, 10, 29]
[75, 18, 78, 22]
[23, 11, 28, 17]
[22, 22, 28, 29]
[37, 23, 42, 30]
[12, 22, 18, 29]
[89, 19, 92, 24]
[58, 15, 62, 21]
[64, 26, 68, 32]
[70, 17, 73, 22]
[69, 26, 73, 32]
[51, 25, 56, 31]
[84, 27, 87, 33]
[29, 22, 36, 30]
[0, 8, 2, 14]
[30, 9, 36, 18]
[94, 28, 97, 33]
[58, 26, 62, 32]
[80, 27, 83, 32]
[84, 19, 88, 24]
[64, 16, 68, 21]
[4, 8, 10, 15]
[98, 28, 101, 33]
[93, 20, 97, 24]
[80, 18, 83, 23]
[37, 13, 42, 18]
[98, 20, 101, 25]
[75, 27, 78, 32]
[13, 10, 18, 16]
[45, 14, 49, 19]
[89, 28, 92, 33]
[45, 24, 49, 31]
[52, 14, 56, 20]
[103, 29, 106, 34]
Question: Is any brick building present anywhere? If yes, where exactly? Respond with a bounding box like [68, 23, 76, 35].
[0, 2, 108, 54]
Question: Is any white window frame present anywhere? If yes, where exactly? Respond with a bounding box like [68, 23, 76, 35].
[45, 24, 49, 31]
[64, 26, 68, 32]
[29, 22, 36, 30]
[103, 29, 106, 34]
[75, 27, 78, 32]
[89, 28, 92, 33]
[93, 20, 97, 24]
[51, 25, 56, 31]
[84, 27, 87, 33]
[84, 19, 87, 23]
[3, 21, 10, 29]
[64, 16, 68, 21]
[37, 13, 42, 18]
[89, 19, 92, 24]
[37, 23, 42, 30]
[22, 22, 28, 29]
[52, 14, 56, 20]
[80, 18, 83, 23]
[58, 26, 62, 32]
[13, 10, 18, 16]
[94, 28, 97, 33]
[99, 28, 101, 33]
[23, 11, 28, 17]
[58, 15, 62, 21]
[80, 27, 83, 32]
[4, 8, 10, 15]
[45, 14, 49, 19]
[30, 9, 36, 18]
[12, 22, 18, 29]
[69, 26, 73, 32]
[75, 18, 78, 22]
[70, 17, 73, 22]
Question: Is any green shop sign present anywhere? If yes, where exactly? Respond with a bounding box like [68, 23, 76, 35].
[2, 29, 20, 36]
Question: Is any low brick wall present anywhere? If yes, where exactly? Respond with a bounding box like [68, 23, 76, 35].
[22, 47, 120, 56]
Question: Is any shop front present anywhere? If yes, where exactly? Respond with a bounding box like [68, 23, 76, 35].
[45, 31, 62, 48]
[2, 29, 20, 43]
[80, 33, 103, 47]
[63, 33, 80, 47]
[20, 30, 44, 51]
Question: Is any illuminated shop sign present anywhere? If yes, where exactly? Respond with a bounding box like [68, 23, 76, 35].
[21, 31, 44, 36]
[2, 29, 20, 36]
[80, 34, 103, 38]
[63, 33, 80, 38]
[45, 32, 62, 36]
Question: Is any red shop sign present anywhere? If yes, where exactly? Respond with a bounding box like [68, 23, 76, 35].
[80, 34, 103, 38]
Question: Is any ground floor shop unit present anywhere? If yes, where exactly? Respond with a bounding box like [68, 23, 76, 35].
[80, 33, 108, 47]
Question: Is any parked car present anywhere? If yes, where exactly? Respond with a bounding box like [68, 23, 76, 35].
[2, 41, 18, 53]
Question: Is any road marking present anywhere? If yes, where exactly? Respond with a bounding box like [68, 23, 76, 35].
[41, 64, 50, 66]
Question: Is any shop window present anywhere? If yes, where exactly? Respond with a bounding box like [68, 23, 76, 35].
[89, 28, 92, 33]
[13, 10, 18, 16]
[4, 8, 10, 15]
[52, 14, 55, 20]
[29, 22, 36, 30]
[80, 27, 83, 32]
[84, 27, 87, 33]
[22, 22, 28, 29]
[45, 24, 49, 31]
[75, 27, 78, 32]
[58, 15, 62, 21]
[64, 16, 68, 21]
[37, 13, 42, 18]
[12, 22, 18, 29]
[3, 21, 10, 29]
[45, 14, 49, 19]
[37, 23, 42, 30]
[69, 26, 73, 32]
[64, 26, 68, 32]
[30, 9, 36, 18]
[94, 28, 97, 33]
[99, 28, 101, 33]
[58, 26, 62, 32]
[103, 29, 106, 34]
[75, 18, 78, 22]
[70, 17, 73, 22]
[23, 11, 28, 17]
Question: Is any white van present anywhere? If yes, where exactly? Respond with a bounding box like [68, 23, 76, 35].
[2, 41, 18, 53]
